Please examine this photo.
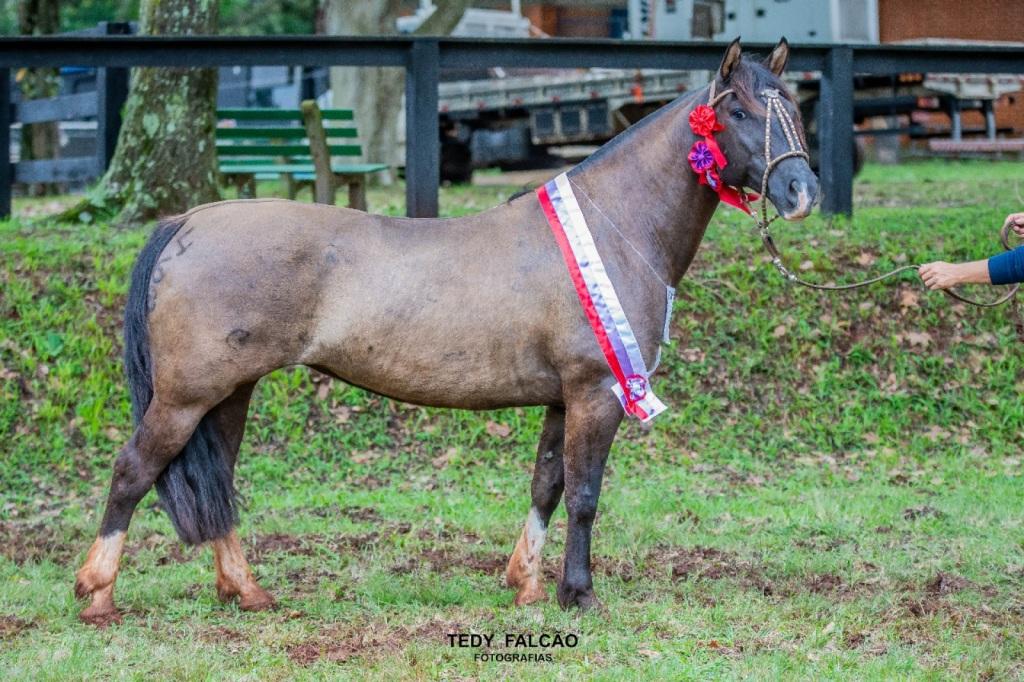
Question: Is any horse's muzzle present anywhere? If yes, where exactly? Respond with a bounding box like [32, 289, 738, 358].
[772, 168, 819, 221]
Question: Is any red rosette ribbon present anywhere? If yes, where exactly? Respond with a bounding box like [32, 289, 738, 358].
[689, 105, 724, 137]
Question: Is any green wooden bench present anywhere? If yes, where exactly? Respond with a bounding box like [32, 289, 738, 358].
[215, 102, 387, 210]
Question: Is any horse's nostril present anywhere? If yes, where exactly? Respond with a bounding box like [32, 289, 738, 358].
[788, 179, 803, 199]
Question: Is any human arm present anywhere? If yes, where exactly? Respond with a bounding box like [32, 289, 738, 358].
[918, 212, 1024, 290]
[918, 259, 991, 290]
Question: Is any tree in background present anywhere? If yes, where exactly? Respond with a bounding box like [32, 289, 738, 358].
[323, 0, 470, 177]
[18, 0, 61, 196]
[0, 0, 315, 36]
[58, 0, 220, 224]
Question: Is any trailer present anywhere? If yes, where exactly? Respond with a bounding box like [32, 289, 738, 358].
[424, 0, 1022, 181]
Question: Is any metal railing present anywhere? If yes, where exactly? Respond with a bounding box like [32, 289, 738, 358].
[1, 35, 1022, 219]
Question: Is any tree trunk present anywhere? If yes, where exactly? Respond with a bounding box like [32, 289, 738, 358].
[57, 0, 220, 225]
[18, 0, 60, 196]
[324, 0, 470, 178]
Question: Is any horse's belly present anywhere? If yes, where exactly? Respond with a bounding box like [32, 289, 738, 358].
[304, 315, 563, 409]
[313, 345, 561, 409]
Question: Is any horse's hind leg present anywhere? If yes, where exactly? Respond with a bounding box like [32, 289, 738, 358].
[76, 399, 206, 625]
[206, 383, 276, 611]
[506, 406, 565, 605]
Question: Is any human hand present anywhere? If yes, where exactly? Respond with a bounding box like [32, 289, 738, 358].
[918, 261, 965, 290]
[1004, 212, 1024, 239]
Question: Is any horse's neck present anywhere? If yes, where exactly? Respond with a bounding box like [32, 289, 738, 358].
[568, 94, 719, 286]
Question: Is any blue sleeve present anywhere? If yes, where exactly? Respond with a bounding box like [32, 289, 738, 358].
[988, 246, 1024, 285]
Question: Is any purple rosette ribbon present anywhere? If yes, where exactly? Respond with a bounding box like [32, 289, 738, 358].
[688, 141, 715, 173]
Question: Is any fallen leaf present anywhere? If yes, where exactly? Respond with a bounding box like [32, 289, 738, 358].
[486, 421, 511, 438]
[799, 260, 814, 271]
[351, 451, 375, 465]
[904, 331, 932, 347]
[432, 448, 457, 469]
[316, 380, 331, 401]
[899, 288, 920, 309]
[772, 324, 787, 338]
[856, 252, 876, 266]
[680, 347, 705, 363]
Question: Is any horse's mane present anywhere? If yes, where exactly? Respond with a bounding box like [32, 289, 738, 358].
[729, 54, 799, 114]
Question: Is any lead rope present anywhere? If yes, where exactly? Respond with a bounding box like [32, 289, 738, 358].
[728, 87, 1021, 309]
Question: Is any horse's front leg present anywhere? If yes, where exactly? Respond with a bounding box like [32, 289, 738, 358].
[557, 389, 623, 611]
[506, 405, 565, 605]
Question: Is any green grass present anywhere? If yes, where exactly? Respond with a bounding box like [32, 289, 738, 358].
[1, 159, 1023, 680]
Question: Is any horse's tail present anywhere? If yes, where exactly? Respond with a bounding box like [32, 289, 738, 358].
[124, 216, 238, 546]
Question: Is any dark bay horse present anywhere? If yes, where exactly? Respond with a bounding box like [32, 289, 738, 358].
[75, 38, 817, 624]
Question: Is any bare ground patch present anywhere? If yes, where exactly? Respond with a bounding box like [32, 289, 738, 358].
[0, 615, 34, 640]
[285, 617, 463, 666]
[0, 521, 87, 566]
[390, 547, 507, 576]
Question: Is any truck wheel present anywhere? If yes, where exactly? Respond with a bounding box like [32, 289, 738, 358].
[441, 142, 473, 184]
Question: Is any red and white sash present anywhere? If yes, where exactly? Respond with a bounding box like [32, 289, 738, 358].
[537, 173, 668, 422]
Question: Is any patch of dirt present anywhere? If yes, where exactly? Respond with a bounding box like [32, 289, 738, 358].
[330, 532, 382, 551]
[0, 521, 87, 566]
[286, 617, 463, 666]
[925, 571, 971, 596]
[806, 572, 845, 595]
[0, 615, 34, 640]
[794, 535, 847, 552]
[391, 547, 506, 576]
[340, 506, 384, 523]
[592, 556, 641, 582]
[252, 532, 317, 560]
[652, 545, 773, 595]
[903, 506, 945, 521]
[251, 530, 394, 562]
[416, 526, 482, 544]
[201, 625, 248, 645]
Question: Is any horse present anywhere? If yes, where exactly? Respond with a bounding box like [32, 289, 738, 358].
[74, 38, 817, 624]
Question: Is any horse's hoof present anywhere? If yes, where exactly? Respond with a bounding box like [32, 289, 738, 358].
[79, 604, 122, 627]
[513, 581, 548, 606]
[556, 585, 605, 613]
[239, 588, 277, 612]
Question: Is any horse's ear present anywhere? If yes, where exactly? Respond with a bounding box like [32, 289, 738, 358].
[765, 37, 790, 76]
[718, 37, 742, 82]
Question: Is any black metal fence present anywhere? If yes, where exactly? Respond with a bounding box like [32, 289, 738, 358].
[1, 36, 1022, 219]
[10, 23, 130, 190]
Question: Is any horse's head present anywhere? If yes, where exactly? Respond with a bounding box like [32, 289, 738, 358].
[705, 38, 818, 221]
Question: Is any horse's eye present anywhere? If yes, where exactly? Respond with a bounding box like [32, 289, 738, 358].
[730, 109, 747, 121]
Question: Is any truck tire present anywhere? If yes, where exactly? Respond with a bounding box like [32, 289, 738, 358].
[441, 141, 473, 184]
